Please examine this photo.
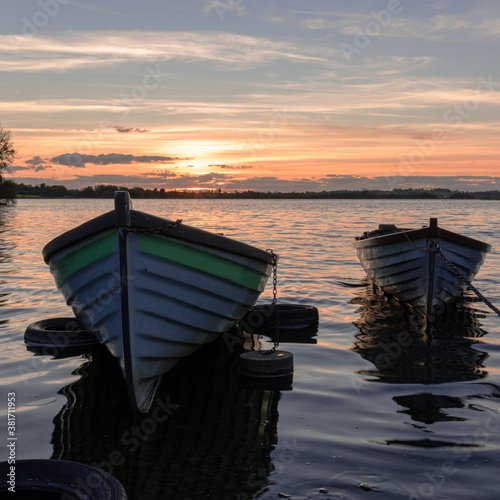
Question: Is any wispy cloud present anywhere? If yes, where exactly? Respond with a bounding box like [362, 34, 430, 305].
[211, 164, 253, 170]
[0, 99, 124, 113]
[300, 9, 500, 42]
[1, 30, 328, 73]
[6, 74, 500, 120]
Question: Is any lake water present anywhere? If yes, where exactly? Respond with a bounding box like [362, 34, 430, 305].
[1, 198, 500, 499]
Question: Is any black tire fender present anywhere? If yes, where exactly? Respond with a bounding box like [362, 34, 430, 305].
[243, 303, 319, 330]
[24, 318, 98, 349]
[0, 459, 127, 499]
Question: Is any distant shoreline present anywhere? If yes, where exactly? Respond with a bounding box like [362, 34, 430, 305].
[13, 183, 500, 200]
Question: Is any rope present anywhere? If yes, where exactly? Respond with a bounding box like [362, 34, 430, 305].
[437, 247, 500, 318]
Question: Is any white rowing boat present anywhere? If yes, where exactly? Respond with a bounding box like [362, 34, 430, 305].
[353, 218, 491, 317]
[43, 191, 275, 412]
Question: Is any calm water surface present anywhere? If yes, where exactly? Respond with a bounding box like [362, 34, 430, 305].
[1, 199, 500, 499]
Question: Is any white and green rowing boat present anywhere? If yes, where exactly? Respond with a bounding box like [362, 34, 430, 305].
[43, 192, 275, 412]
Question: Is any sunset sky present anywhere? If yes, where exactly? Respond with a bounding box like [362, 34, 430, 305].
[1, 0, 500, 191]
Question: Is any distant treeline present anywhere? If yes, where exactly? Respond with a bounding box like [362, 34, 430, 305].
[13, 182, 500, 200]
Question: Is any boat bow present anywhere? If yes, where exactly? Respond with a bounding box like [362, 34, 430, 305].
[353, 218, 491, 316]
[43, 191, 275, 412]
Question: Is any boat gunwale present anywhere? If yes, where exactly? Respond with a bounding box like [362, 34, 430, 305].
[353, 225, 491, 253]
[42, 208, 275, 265]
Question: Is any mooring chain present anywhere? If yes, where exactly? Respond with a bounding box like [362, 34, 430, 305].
[126, 219, 183, 235]
[403, 232, 500, 318]
[265, 249, 280, 353]
[437, 246, 500, 318]
[403, 230, 437, 253]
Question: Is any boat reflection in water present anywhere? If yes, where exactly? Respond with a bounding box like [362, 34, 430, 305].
[351, 281, 490, 429]
[351, 280, 488, 385]
[48, 332, 287, 499]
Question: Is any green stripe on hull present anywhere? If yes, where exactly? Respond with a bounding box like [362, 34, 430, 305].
[51, 231, 116, 286]
[138, 234, 266, 291]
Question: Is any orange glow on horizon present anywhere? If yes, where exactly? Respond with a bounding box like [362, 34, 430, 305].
[7, 118, 500, 189]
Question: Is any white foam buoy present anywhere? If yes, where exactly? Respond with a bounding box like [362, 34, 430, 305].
[239, 350, 294, 378]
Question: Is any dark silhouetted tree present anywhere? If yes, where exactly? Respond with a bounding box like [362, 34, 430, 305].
[0, 126, 17, 204]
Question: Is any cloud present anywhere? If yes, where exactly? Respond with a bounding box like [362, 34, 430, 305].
[50, 153, 183, 168]
[68, 172, 230, 188]
[210, 164, 254, 170]
[8, 163, 51, 172]
[6, 165, 30, 172]
[178, 172, 229, 184]
[6, 158, 53, 173]
[298, 8, 500, 43]
[9, 160, 53, 173]
[25, 155, 50, 166]
[114, 126, 150, 133]
[144, 170, 178, 178]
[0, 30, 328, 73]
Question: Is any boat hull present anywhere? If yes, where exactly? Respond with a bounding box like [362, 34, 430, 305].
[353, 220, 491, 316]
[43, 192, 274, 411]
